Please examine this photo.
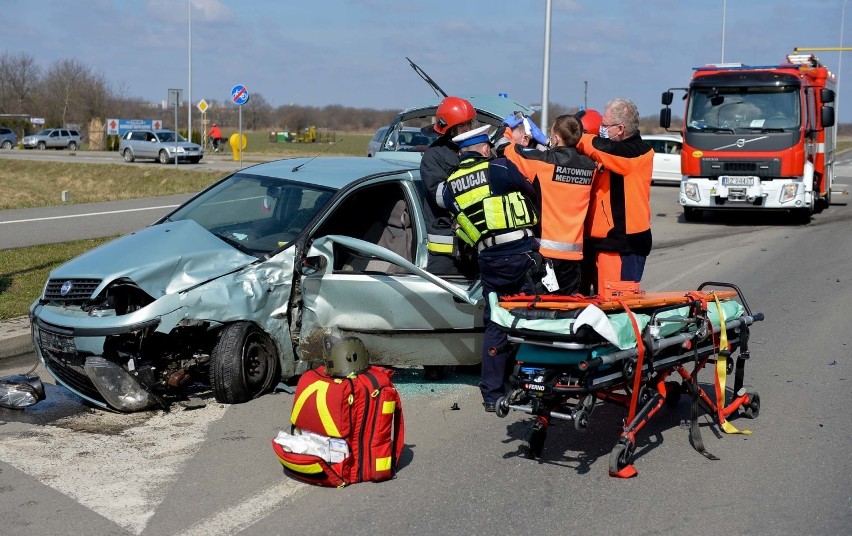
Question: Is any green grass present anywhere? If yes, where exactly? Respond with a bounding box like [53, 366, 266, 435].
[0, 236, 116, 320]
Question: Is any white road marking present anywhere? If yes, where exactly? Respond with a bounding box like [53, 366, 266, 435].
[0, 204, 179, 225]
[174, 477, 307, 536]
[0, 401, 228, 535]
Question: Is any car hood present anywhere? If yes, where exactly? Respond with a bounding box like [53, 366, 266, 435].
[49, 219, 257, 299]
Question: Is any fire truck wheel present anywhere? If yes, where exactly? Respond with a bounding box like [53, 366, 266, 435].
[609, 438, 635, 474]
[683, 207, 703, 222]
[664, 380, 681, 408]
[744, 392, 760, 419]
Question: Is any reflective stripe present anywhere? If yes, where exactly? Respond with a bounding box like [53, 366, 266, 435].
[382, 400, 396, 414]
[278, 458, 324, 474]
[477, 229, 533, 252]
[538, 238, 582, 252]
[375, 456, 392, 472]
[427, 233, 454, 254]
[290, 381, 342, 437]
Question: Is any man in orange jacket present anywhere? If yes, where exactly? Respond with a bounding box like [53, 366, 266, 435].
[505, 114, 597, 294]
[576, 99, 653, 295]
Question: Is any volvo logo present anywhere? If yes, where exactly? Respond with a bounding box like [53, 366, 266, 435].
[736, 138, 746, 148]
[60, 280, 73, 296]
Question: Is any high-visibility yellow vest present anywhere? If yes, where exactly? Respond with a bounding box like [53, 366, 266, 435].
[445, 159, 537, 247]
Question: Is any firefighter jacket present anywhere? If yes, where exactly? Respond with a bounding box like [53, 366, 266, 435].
[577, 132, 653, 256]
[505, 144, 597, 261]
[420, 137, 460, 255]
[442, 153, 538, 257]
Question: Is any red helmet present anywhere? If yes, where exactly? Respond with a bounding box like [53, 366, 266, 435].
[433, 96, 476, 135]
[580, 109, 602, 134]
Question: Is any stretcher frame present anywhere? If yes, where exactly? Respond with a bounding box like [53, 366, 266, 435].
[493, 281, 764, 477]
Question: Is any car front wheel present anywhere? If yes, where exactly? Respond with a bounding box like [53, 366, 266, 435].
[123, 148, 135, 163]
[211, 322, 280, 404]
[68, 141, 78, 151]
[37, 141, 46, 150]
[158, 150, 170, 164]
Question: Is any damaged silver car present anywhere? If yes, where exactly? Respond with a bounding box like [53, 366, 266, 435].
[30, 157, 488, 411]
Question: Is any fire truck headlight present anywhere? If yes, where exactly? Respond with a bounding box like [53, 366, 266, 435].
[780, 183, 799, 203]
[683, 182, 700, 202]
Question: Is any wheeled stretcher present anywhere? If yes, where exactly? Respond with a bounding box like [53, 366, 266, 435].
[490, 282, 764, 477]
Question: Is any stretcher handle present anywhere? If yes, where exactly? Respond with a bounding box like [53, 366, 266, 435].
[697, 281, 754, 316]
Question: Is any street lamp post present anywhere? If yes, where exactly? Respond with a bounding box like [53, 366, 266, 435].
[540, 0, 552, 132]
[188, 0, 192, 144]
[839, 0, 849, 123]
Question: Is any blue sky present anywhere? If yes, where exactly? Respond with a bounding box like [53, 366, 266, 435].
[4, 0, 852, 121]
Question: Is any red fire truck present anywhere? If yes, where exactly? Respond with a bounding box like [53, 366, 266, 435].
[660, 54, 836, 223]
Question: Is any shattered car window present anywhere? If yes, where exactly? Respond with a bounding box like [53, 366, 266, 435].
[167, 174, 335, 255]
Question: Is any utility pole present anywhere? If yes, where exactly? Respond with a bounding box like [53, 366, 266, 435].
[540, 0, 552, 132]
[584, 81, 588, 110]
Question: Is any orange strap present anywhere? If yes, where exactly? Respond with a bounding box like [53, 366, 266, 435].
[617, 299, 645, 424]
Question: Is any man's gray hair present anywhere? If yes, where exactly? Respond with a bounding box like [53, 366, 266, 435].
[606, 98, 640, 136]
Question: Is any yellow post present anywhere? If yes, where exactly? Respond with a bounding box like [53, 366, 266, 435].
[230, 133, 247, 161]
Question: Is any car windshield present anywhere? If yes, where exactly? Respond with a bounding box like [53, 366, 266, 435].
[35, 130, 51, 136]
[385, 127, 439, 152]
[156, 131, 186, 143]
[687, 86, 801, 132]
[165, 174, 336, 255]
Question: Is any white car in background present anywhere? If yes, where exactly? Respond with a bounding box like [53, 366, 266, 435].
[642, 133, 683, 184]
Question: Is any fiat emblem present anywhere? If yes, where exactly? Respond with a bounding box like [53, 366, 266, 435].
[60, 280, 73, 296]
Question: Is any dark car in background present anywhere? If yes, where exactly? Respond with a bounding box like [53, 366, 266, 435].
[118, 129, 204, 164]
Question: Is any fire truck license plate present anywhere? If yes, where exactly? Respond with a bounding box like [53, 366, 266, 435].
[721, 176, 755, 186]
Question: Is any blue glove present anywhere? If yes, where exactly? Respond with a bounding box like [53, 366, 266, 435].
[525, 118, 548, 146]
[502, 112, 524, 129]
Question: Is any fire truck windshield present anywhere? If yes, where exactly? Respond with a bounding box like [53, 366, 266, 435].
[687, 87, 800, 133]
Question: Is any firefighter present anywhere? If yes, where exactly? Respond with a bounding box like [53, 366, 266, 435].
[439, 125, 538, 412]
[420, 96, 477, 276]
[504, 115, 597, 295]
[576, 98, 653, 294]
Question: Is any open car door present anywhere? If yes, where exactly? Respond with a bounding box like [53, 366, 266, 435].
[297, 234, 483, 368]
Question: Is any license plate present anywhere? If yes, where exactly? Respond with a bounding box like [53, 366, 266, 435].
[721, 176, 755, 186]
[39, 329, 76, 353]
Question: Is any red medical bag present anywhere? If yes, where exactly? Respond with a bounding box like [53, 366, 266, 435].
[272, 365, 404, 487]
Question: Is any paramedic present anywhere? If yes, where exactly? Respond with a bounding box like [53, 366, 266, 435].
[440, 125, 538, 412]
[576, 98, 653, 294]
[505, 114, 597, 295]
[208, 123, 224, 152]
[420, 96, 477, 275]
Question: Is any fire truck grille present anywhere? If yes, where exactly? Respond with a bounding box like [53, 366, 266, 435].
[700, 159, 781, 177]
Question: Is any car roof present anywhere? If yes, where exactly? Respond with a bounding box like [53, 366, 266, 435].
[235, 156, 419, 190]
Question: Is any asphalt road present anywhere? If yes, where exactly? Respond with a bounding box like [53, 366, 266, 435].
[0, 154, 850, 535]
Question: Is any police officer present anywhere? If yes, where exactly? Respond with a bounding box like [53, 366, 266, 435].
[420, 96, 477, 276]
[505, 115, 598, 295]
[440, 125, 538, 412]
[576, 98, 653, 294]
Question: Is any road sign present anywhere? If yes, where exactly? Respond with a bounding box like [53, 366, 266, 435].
[106, 119, 163, 136]
[231, 84, 249, 106]
[197, 99, 209, 114]
[168, 89, 183, 107]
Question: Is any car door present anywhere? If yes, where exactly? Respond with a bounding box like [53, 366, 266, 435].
[649, 139, 682, 184]
[47, 129, 61, 148]
[295, 178, 482, 368]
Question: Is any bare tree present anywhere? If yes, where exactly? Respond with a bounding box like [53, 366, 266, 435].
[0, 51, 41, 114]
[242, 92, 273, 131]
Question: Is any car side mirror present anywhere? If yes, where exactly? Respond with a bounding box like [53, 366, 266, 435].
[299, 255, 328, 276]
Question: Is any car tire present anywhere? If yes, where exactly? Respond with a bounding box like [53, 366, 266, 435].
[68, 141, 78, 151]
[211, 322, 280, 404]
[37, 141, 46, 150]
[158, 150, 170, 164]
[123, 148, 135, 163]
[0, 140, 11, 150]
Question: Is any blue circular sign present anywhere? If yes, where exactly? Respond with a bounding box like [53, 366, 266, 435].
[231, 84, 250, 106]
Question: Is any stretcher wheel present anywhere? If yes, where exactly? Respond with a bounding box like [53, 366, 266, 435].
[623, 358, 636, 381]
[608, 438, 635, 474]
[495, 396, 510, 418]
[664, 380, 681, 408]
[744, 392, 760, 419]
[573, 408, 590, 433]
[726, 356, 735, 375]
[522, 424, 546, 459]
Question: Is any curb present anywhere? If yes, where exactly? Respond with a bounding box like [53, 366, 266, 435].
[0, 317, 33, 361]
